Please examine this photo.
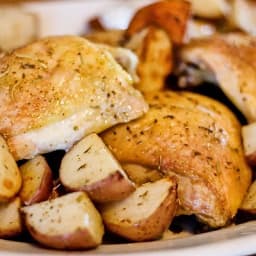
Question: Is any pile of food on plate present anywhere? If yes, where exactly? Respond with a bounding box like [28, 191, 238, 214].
[0, 0, 256, 250]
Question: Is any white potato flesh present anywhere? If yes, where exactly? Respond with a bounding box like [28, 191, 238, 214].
[101, 178, 177, 241]
[122, 163, 162, 186]
[60, 133, 135, 202]
[21, 191, 104, 249]
[19, 155, 53, 205]
[0, 135, 21, 202]
[0, 197, 22, 238]
[242, 123, 256, 165]
[240, 180, 256, 213]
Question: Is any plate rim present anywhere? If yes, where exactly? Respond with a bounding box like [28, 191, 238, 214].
[1, 220, 256, 255]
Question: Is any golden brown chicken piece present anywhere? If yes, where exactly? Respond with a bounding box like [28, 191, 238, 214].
[0, 36, 148, 160]
[176, 33, 256, 123]
[101, 91, 252, 227]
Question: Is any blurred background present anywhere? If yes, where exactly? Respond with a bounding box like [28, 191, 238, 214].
[0, 0, 255, 51]
[0, 0, 154, 51]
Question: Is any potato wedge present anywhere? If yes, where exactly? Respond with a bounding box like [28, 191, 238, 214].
[0, 197, 22, 238]
[122, 163, 162, 186]
[242, 123, 256, 165]
[127, 27, 173, 92]
[19, 155, 53, 205]
[126, 0, 191, 45]
[21, 191, 104, 250]
[125, 0, 190, 92]
[60, 133, 135, 203]
[0, 135, 21, 202]
[240, 180, 256, 214]
[100, 178, 177, 242]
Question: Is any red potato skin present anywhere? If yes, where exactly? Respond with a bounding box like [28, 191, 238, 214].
[67, 171, 136, 203]
[27, 168, 53, 205]
[246, 151, 256, 166]
[0, 228, 22, 238]
[24, 222, 101, 250]
[21, 162, 53, 206]
[85, 172, 135, 203]
[48, 181, 63, 200]
[102, 184, 177, 242]
[241, 208, 256, 214]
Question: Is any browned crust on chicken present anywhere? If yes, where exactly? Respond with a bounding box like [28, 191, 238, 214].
[0, 36, 148, 159]
[101, 91, 252, 227]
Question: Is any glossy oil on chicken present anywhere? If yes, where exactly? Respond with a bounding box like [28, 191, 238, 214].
[0, 36, 148, 160]
[101, 91, 252, 227]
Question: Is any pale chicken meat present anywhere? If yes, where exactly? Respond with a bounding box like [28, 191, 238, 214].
[0, 36, 148, 160]
[177, 33, 256, 123]
[101, 91, 252, 227]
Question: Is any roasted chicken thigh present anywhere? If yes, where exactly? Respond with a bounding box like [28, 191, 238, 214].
[177, 33, 256, 123]
[101, 91, 252, 227]
[0, 36, 148, 160]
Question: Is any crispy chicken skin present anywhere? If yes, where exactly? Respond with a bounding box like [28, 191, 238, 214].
[177, 33, 256, 123]
[101, 91, 252, 227]
[0, 36, 148, 160]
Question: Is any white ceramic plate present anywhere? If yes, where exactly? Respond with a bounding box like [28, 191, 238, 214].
[0, 1, 256, 255]
[1, 221, 256, 255]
